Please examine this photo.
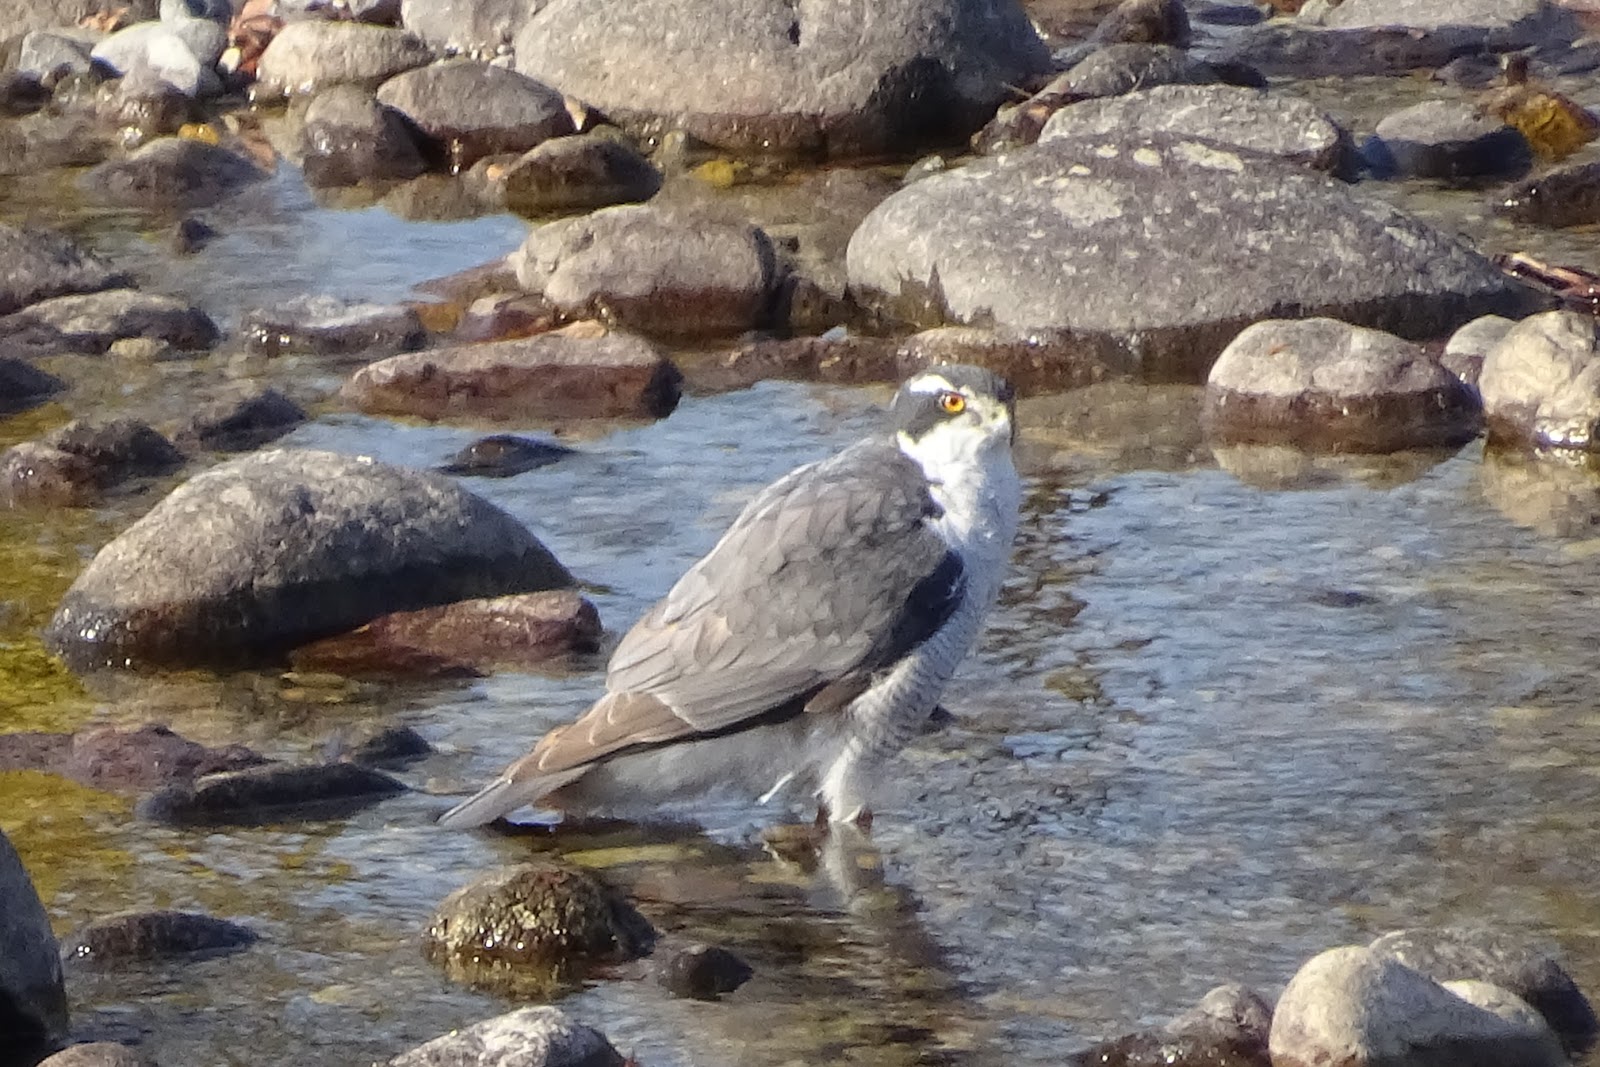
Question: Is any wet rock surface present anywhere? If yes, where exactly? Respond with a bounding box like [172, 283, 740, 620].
[1494, 160, 1600, 227]
[289, 588, 602, 677]
[1478, 309, 1600, 450]
[1268, 945, 1567, 1067]
[342, 323, 682, 421]
[498, 131, 662, 217]
[136, 761, 408, 825]
[386, 1006, 624, 1067]
[0, 223, 129, 315]
[1, 289, 219, 353]
[0, 828, 67, 1059]
[847, 132, 1541, 382]
[0, 356, 64, 413]
[1068, 983, 1273, 1066]
[438, 434, 574, 478]
[510, 203, 779, 338]
[656, 943, 754, 1001]
[44, 448, 573, 669]
[79, 136, 267, 210]
[375, 60, 574, 172]
[0, 724, 265, 789]
[512, 0, 1050, 160]
[1365, 100, 1532, 182]
[299, 84, 428, 188]
[1203, 318, 1484, 451]
[172, 385, 309, 452]
[62, 910, 258, 963]
[241, 293, 424, 358]
[424, 859, 656, 996]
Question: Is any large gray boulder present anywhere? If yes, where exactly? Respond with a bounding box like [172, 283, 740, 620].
[512, 0, 1051, 159]
[375, 60, 574, 171]
[253, 21, 433, 99]
[1269, 945, 1566, 1067]
[846, 132, 1543, 382]
[1478, 309, 1600, 450]
[44, 448, 572, 669]
[0, 828, 67, 1059]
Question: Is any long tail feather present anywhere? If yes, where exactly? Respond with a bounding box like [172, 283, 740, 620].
[436, 767, 586, 829]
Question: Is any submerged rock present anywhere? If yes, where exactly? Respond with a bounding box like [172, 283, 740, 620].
[0, 357, 64, 414]
[425, 859, 656, 996]
[375, 59, 574, 172]
[289, 589, 602, 677]
[1269, 945, 1566, 1067]
[336, 724, 434, 768]
[342, 322, 681, 421]
[847, 132, 1542, 383]
[80, 136, 267, 209]
[439, 434, 575, 477]
[1369, 928, 1598, 1056]
[510, 203, 778, 338]
[1204, 319, 1483, 452]
[386, 1006, 624, 1067]
[63, 910, 258, 963]
[1494, 161, 1600, 228]
[0, 224, 129, 316]
[0, 289, 219, 353]
[0, 828, 67, 1059]
[1479, 309, 1600, 451]
[137, 761, 408, 825]
[173, 386, 309, 452]
[657, 943, 754, 1001]
[241, 293, 425, 358]
[0, 443, 100, 507]
[0, 723, 269, 790]
[512, 0, 1050, 160]
[43, 418, 185, 485]
[45, 448, 572, 669]
[1069, 982, 1273, 1066]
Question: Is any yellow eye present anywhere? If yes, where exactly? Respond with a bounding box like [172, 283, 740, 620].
[939, 391, 966, 415]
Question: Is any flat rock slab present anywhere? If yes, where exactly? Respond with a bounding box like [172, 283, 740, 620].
[0, 288, 219, 352]
[44, 448, 572, 669]
[62, 909, 257, 963]
[342, 322, 682, 421]
[0, 223, 129, 315]
[1366, 100, 1531, 182]
[846, 132, 1544, 383]
[512, 0, 1051, 160]
[289, 589, 602, 677]
[241, 293, 424, 358]
[1040, 84, 1351, 173]
[136, 761, 408, 825]
[1204, 318, 1483, 451]
[376, 60, 574, 171]
[510, 203, 778, 338]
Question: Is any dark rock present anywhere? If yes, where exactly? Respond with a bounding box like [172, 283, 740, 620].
[62, 910, 258, 963]
[241, 294, 425, 358]
[1192, 2, 1263, 26]
[0, 732, 71, 771]
[1443, 315, 1514, 389]
[80, 137, 267, 209]
[336, 724, 434, 768]
[689, 334, 907, 394]
[36, 1043, 155, 1067]
[1213, 0, 1579, 78]
[439, 434, 575, 477]
[0, 828, 67, 1059]
[453, 292, 565, 343]
[300, 84, 428, 187]
[1203, 319, 1483, 451]
[510, 204, 778, 338]
[17, 29, 97, 81]
[499, 131, 662, 217]
[376, 60, 574, 172]
[386, 1006, 624, 1067]
[0, 112, 112, 174]
[59, 724, 266, 790]
[1058, 43, 1221, 100]
[95, 70, 194, 137]
[1494, 161, 1600, 227]
[43, 418, 185, 486]
[0, 70, 50, 116]
[0, 223, 129, 316]
[0, 357, 64, 414]
[1088, 0, 1189, 47]
[511, 0, 1051, 160]
[290, 589, 602, 676]
[846, 131, 1545, 383]
[425, 860, 655, 996]
[45, 448, 573, 670]
[253, 21, 434, 99]
[173, 386, 309, 452]
[1371, 928, 1599, 1055]
[1, 289, 219, 353]
[1478, 309, 1600, 450]
[1069, 982, 1273, 1066]
[1039, 84, 1352, 174]
[1364, 100, 1531, 182]
[0, 443, 100, 507]
[172, 216, 217, 254]
[657, 943, 753, 1001]
[342, 322, 682, 421]
[137, 761, 408, 825]
[1269, 945, 1566, 1067]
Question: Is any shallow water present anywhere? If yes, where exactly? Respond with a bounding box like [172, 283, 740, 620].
[7, 55, 1600, 1067]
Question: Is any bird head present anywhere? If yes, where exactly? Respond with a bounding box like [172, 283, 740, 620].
[891, 365, 1017, 468]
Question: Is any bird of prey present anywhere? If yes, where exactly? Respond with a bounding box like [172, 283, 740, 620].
[438, 364, 1022, 830]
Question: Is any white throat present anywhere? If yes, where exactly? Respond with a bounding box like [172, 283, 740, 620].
[896, 428, 1021, 605]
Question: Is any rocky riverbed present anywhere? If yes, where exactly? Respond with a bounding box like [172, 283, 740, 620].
[8, 0, 1600, 1064]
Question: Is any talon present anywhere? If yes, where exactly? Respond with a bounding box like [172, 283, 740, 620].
[853, 808, 874, 832]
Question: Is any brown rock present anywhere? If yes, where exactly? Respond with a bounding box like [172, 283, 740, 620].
[341, 322, 682, 421]
[290, 589, 601, 677]
[1, 442, 100, 507]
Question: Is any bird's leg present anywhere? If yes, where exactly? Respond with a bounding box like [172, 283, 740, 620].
[813, 803, 831, 831]
[853, 808, 874, 833]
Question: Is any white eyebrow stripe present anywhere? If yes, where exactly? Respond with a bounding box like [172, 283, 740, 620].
[905, 374, 958, 395]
